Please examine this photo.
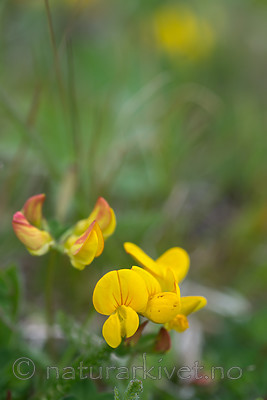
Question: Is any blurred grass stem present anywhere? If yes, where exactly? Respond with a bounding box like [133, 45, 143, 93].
[66, 40, 80, 164]
[45, 249, 57, 356]
[44, 0, 66, 111]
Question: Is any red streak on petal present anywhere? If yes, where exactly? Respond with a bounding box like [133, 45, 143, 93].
[73, 221, 96, 254]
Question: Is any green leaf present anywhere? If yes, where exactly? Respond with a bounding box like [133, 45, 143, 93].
[0, 265, 21, 344]
[114, 387, 121, 400]
[0, 264, 21, 321]
[123, 380, 143, 400]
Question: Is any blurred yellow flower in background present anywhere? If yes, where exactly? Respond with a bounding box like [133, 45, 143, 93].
[153, 4, 215, 61]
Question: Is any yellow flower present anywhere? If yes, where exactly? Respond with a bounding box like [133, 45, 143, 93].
[153, 5, 215, 61]
[64, 221, 104, 270]
[125, 243, 207, 333]
[124, 242, 190, 291]
[22, 193, 45, 228]
[74, 197, 116, 239]
[12, 194, 54, 256]
[165, 296, 207, 332]
[63, 197, 116, 270]
[12, 195, 116, 271]
[93, 269, 148, 348]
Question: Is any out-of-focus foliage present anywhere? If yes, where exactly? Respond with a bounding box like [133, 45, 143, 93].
[115, 380, 143, 400]
[0, 0, 267, 399]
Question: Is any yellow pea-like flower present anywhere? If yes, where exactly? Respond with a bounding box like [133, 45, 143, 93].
[93, 269, 148, 348]
[63, 197, 116, 269]
[124, 242, 190, 291]
[125, 243, 207, 332]
[12, 194, 54, 256]
[64, 221, 104, 270]
[22, 193, 46, 228]
[74, 197, 116, 239]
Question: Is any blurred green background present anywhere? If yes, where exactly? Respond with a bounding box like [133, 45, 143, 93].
[1, 0, 267, 399]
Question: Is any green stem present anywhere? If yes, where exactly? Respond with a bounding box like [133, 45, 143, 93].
[45, 249, 57, 356]
[44, 0, 66, 111]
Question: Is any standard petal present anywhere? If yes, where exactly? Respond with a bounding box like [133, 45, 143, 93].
[69, 221, 103, 269]
[124, 242, 162, 278]
[89, 197, 116, 238]
[12, 212, 53, 255]
[117, 305, 139, 338]
[143, 292, 180, 324]
[94, 221, 105, 256]
[156, 267, 181, 293]
[102, 313, 122, 348]
[100, 207, 116, 239]
[93, 269, 148, 316]
[116, 269, 148, 313]
[131, 266, 161, 297]
[156, 247, 190, 283]
[93, 270, 123, 315]
[180, 296, 207, 316]
[22, 194, 46, 228]
[74, 197, 116, 239]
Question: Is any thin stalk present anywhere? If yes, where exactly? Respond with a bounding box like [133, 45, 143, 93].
[66, 39, 80, 163]
[44, 0, 66, 111]
[45, 250, 56, 326]
[45, 249, 57, 356]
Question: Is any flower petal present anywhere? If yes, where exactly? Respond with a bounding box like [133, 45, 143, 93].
[102, 306, 140, 348]
[131, 266, 161, 297]
[156, 267, 181, 293]
[156, 247, 190, 283]
[68, 221, 103, 269]
[124, 242, 162, 278]
[115, 269, 148, 313]
[102, 313, 122, 348]
[100, 207, 116, 239]
[143, 292, 180, 324]
[180, 296, 207, 316]
[93, 221, 105, 257]
[12, 211, 53, 255]
[165, 314, 189, 332]
[74, 197, 116, 239]
[93, 269, 148, 316]
[22, 194, 46, 228]
[117, 305, 139, 338]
